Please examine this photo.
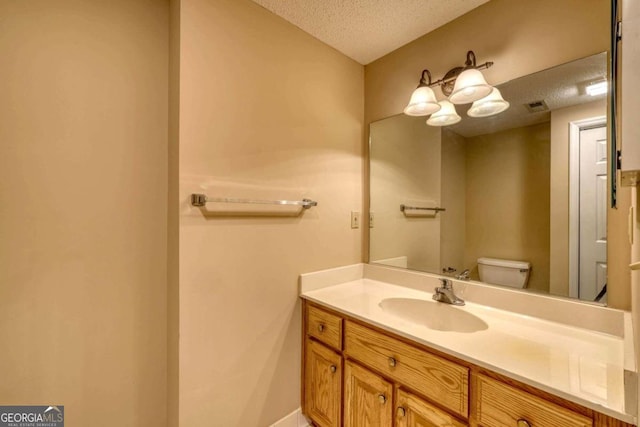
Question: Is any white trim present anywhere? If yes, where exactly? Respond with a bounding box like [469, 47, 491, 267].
[568, 116, 606, 299]
[270, 408, 309, 427]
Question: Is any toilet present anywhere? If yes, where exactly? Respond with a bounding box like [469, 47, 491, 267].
[477, 257, 531, 288]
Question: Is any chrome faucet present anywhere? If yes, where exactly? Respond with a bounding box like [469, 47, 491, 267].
[455, 269, 470, 280]
[432, 278, 465, 306]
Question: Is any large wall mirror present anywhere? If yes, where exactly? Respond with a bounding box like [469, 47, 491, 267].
[369, 49, 611, 303]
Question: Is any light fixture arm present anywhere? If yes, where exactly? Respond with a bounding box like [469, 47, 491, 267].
[464, 50, 477, 68]
[427, 62, 493, 88]
[462, 50, 493, 72]
[418, 69, 433, 87]
[425, 50, 493, 96]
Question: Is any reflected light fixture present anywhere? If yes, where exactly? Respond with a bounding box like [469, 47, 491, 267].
[586, 80, 608, 96]
[467, 87, 510, 117]
[427, 101, 461, 126]
[403, 69, 441, 116]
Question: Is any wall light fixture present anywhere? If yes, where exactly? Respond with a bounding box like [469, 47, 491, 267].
[467, 88, 510, 117]
[403, 70, 441, 116]
[404, 50, 508, 126]
[427, 101, 461, 126]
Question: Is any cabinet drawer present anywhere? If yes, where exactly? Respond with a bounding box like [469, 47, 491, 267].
[476, 374, 591, 427]
[307, 305, 342, 351]
[344, 320, 468, 418]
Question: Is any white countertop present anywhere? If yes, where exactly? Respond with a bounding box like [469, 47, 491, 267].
[301, 272, 636, 424]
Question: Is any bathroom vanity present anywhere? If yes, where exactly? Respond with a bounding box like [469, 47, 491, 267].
[300, 264, 637, 427]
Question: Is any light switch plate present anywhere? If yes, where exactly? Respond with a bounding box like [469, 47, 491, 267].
[351, 211, 360, 229]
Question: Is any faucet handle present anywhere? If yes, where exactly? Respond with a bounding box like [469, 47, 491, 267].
[438, 278, 452, 289]
[442, 266, 457, 275]
[455, 269, 471, 280]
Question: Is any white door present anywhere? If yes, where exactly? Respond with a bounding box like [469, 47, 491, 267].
[579, 126, 607, 301]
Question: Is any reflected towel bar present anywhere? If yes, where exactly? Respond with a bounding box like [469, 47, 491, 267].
[400, 204, 446, 213]
[191, 193, 318, 209]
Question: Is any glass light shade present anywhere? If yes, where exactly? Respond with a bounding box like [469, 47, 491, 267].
[426, 101, 461, 126]
[449, 69, 493, 104]
[403, 86, 441, 116]
[467, 88, 510, 117]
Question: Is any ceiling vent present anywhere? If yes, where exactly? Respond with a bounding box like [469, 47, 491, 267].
[525, 100, 549, 113]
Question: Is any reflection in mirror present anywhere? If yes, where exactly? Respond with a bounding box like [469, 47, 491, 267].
[369, 53, 608, 303]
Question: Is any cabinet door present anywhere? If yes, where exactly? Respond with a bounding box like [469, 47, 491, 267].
[305, 339, 342, 427]
[396, 389, 467, 427]
[344, 360, 393, 427]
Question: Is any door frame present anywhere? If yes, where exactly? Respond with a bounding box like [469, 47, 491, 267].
[568, 116, 607, 299]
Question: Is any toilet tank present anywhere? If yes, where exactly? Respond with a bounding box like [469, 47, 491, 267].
[477, 257, 531, 288]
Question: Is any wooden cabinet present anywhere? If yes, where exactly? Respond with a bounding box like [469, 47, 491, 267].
[396, 389, 467, 427]
[304, 339, 342, 427]
[307, 304, 343, 351]
[474, 374, 591, 427]
[344, 360, 393, 427]
[594, 412, 637, 427]
[301, 301, 635, 427]
[345, 320, 469, 418]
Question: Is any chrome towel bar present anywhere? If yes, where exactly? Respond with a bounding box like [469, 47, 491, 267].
[400, 204, 446, 213]
[191, 193, 318, 209]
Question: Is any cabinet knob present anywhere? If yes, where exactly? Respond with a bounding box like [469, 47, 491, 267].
[317, 323, 325, 333]
[330, 365, 337, 373]
[517, 419, 531, 427]
[378, 394, 387, 404]
[396, 407, 406, 417]
[388, 357, 397, 367]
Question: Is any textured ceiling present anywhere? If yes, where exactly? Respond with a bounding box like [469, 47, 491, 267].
[448, 52, 608, 138]
[250, 0, 490, 64]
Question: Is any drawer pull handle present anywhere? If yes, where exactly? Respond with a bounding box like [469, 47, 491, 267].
[330, 365, 337, 373]
[378, 394, 387, 404]
[396, 407, 406, 417]
[388, 357, 397, 367]
[317, 324, 325, 333]
[517, 420, 531, 427]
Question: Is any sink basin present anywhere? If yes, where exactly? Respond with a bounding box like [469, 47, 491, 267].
[379, 298, 488, 333]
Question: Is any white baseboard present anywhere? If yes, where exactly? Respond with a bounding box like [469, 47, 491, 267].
[270, 408, 309, 427]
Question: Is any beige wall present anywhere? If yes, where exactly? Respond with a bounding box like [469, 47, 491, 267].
[465, 124, 551, 292]
[632, 187, 640, 411]
[370, 115, 441, 271]
[0, 1, 169, 426]
[365, 0, 609, 124]
[549, 100, 607, 296]
[168, 0, 180, 425]
[178, 0, 363, 425]
[440, 130, 467, 272]
[609, 0, 632, 310]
